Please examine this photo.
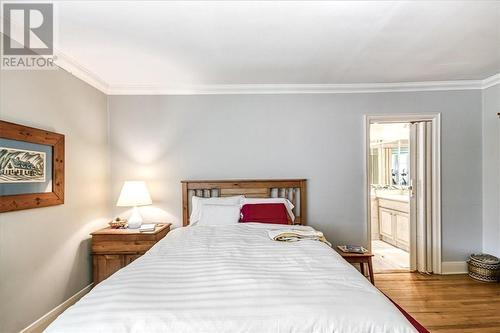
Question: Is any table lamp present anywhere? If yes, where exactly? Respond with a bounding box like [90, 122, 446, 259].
[116, 181, 152, 229]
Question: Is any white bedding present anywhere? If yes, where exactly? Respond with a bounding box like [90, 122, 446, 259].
[46, 223, 416, 333]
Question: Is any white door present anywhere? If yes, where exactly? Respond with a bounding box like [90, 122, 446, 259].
[410, 121, 434, 273]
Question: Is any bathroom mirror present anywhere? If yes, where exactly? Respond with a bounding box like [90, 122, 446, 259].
[391, 147, 409, 186]
[369, 140, 409, 187]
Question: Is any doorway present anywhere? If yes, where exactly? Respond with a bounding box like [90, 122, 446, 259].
[365, 114, 442, 274]
[369, 122, 411, 272]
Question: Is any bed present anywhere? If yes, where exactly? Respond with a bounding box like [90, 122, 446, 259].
[46, 179, 423, 333]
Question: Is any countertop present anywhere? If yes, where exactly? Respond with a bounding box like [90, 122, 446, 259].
[375, 193, 410, 202]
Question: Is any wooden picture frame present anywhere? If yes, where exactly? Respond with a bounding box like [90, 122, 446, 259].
[0, 120, 65, 212]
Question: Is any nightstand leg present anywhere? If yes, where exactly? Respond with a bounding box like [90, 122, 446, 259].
[360, 262, 365, 276]
[367, 258, 375, 285]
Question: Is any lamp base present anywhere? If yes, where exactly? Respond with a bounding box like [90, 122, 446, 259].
[128, 206, 143, 229]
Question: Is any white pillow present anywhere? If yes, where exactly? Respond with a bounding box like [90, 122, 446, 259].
[198, 204, 241, 226]
[240, 197, 296, 222]
[190, 195, 243, 225]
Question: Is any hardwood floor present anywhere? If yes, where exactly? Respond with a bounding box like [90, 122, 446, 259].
[375, 273, 500, 332]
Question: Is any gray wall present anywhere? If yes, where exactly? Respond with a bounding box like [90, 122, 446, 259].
[482, 84, 500, 257]
[0, 69, 110, 332]
[109, 91, 483, 262]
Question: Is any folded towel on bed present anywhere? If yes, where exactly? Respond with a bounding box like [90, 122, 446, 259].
[267, 226, 331, 247]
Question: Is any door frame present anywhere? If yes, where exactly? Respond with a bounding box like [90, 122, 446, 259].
[364, 113, 442, 274]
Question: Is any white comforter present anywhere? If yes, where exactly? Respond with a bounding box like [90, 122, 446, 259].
[46, 223, 416, 333]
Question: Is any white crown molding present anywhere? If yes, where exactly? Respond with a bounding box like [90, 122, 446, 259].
[107, 80, 489, 95]
[54, 52, 110, 93]
[106, 73, 500, 95]
[42, 53, 500, 95]
[482, 73, 500, 89]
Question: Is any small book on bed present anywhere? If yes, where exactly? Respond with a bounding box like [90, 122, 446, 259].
[337, 245, 368, 254]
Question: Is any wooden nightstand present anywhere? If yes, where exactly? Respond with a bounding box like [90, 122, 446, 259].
[336, 248, 375, 285]
[91, 223, 171, 284]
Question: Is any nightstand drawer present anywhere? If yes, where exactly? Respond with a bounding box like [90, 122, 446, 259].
[92, 239, 157, 254]
[90, 223, 171, 284]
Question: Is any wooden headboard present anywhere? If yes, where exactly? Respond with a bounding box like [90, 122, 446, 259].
[181, 179, 307, 226]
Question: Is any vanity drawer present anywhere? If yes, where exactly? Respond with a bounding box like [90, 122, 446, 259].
[378, 198, 409, 213]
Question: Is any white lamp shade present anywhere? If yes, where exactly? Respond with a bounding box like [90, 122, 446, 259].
[116, 181, 153, 207]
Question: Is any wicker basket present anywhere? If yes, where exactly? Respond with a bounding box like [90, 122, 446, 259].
[467, 253, 500, 282]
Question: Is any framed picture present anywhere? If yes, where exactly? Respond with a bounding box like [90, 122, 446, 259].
[0, 120, 64, 212]
[0, 147, 47, 183]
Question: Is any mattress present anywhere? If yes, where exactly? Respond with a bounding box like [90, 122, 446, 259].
[46, 223, 417, 332]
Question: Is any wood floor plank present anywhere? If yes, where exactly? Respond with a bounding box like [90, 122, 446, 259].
[375, 273, 500, 332]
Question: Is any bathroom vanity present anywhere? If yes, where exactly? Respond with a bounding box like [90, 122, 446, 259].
[377, 195, 410, 252]
[370, 190, 410, 252]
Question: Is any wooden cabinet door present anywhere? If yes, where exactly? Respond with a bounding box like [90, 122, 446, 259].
[379, 208, 394, 239]
[125, 254, 142, 265]
[93, 254, 125, 284]
[370, 198, 380, 240]
[395, 212, 410, 251]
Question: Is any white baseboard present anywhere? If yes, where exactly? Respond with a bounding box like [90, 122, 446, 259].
[441, 261, 468, 275]
[20, 284, 93, 333]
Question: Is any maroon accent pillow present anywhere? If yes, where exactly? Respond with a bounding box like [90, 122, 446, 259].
[239, 203, 291, 225]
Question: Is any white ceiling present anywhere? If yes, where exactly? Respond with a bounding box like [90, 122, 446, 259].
[22, 1, 500, 93]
